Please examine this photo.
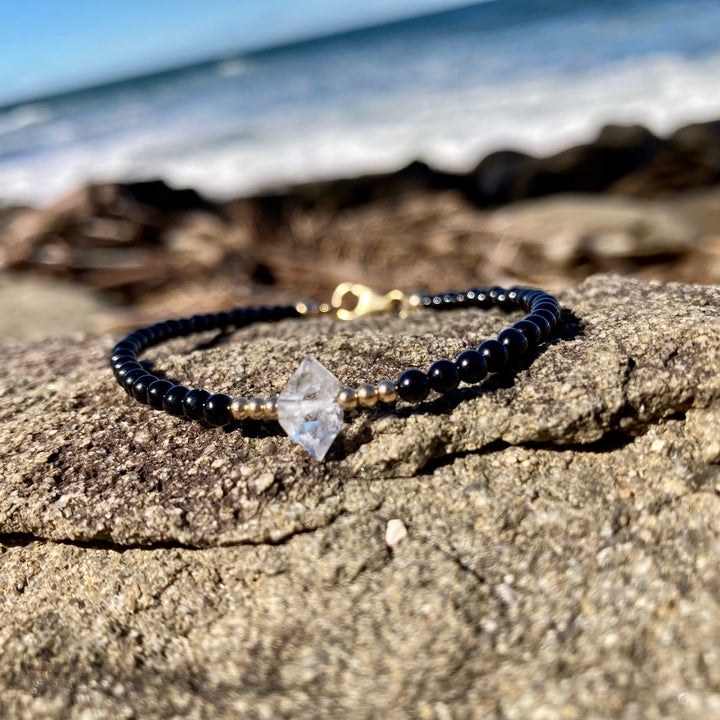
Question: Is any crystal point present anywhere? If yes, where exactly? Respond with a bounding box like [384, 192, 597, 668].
[277, 356, 342, 460]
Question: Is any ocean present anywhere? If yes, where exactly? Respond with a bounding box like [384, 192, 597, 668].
[2, 0, 720, 206]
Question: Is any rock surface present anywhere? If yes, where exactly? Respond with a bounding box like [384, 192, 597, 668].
[1, 275, 720, 718]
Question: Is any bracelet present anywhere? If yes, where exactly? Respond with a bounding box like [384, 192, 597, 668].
[110, 283, 561, 460]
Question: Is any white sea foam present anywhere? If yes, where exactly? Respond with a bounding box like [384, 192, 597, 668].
[2, 16, 720, 205]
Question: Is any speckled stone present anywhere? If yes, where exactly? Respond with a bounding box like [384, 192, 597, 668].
[1, 275, 720, 719]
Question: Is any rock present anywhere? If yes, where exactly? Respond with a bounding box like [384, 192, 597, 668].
[385, 518, 408, 547]
[485, 194, 697, 272]
[470, 124, 666, 205]
[611, 120, 720, 197]
[0, 180, 235, 302]
[0, 272, 118, 338]
[1, 275, 720, 717]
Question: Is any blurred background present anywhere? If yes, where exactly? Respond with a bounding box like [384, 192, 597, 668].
[1, 0, 720, 337]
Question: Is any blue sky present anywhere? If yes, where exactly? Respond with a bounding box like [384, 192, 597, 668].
[0, 0, 474, 104]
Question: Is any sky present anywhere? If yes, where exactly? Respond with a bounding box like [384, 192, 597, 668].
[0, 0, 476, 105]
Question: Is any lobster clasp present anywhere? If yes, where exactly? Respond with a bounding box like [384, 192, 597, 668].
[331, 283, 407, 321]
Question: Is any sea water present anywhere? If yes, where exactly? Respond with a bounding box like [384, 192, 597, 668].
[1, 0, 720, 205]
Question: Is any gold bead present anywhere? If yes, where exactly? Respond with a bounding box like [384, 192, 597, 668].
[264, 396, 278, 421]
[337, 387, 358, 411]
[247, 397, 266, 420]
[357, 383, 378, 408]
[296, 300, 318, 316]
[377, 380, 397, 404]
[230, 397, 249, 420]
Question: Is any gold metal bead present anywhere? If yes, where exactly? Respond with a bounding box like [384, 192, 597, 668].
[296, 300, 318, 316]
[247, 397, 266, 420]
[357, 383, 378, 408]
[337, 388, 358, 411]
[264, 396, 279, 421]
[377, 380, 398, 404]
[230, 397, 249, 420]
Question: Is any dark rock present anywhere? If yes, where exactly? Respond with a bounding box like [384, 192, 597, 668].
[611, 119, 720, 197]
[470, 124, 666, 204]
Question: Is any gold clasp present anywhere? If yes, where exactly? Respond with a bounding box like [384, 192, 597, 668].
[331, 283, 407, 321]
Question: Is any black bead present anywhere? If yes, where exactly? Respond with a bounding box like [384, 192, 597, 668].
[189, 314, 210, 333]
[456, 350, 487, 383]
[532, 308, 558, 331]
[123, 368, 148, 394]
[183, 389, 210, 420]
[138, 327, 156, 344]
[132, 374, 158, 405]
[497, 327, 529, 360]
[204, 393, 233, 426]
[478, 339, 508, 373]
[147, 380, 173, 410]
[533, 302, 561, 320]
[113, 358, 142, 378]
[126, 332, 147, 349]
[427, 359, 459, 393]
[526, 313, 551, 340]
[115, 363, 143, 383]
[215, 312, 231, 329]
[111, 349, 136, 364]
[229, 308, 248, 327]
[512, 319, 542, 348]
[163, 385, 190, 416]
[397, 369, 429, 403]
[488, 286, 507, 306]
[112, 355, 135, 371]
[522, 290, 543, 310]
[112, 341, 138, 355]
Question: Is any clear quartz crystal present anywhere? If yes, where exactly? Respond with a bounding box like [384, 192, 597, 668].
[277, 356, 343, 460]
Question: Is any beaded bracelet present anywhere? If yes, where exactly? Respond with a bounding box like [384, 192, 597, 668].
[110, 283, 561, 459]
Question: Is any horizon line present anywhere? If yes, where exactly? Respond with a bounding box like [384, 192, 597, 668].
[0, 0, 492, 112]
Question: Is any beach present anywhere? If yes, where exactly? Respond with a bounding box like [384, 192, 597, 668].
[2, 2, 720, 717]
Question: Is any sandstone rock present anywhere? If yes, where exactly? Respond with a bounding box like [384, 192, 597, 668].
[1, 275, 720, 717]
[485, 194, 697, 271]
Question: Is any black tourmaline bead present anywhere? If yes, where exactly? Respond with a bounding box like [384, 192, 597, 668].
[507, 287, 526, 304]
[132, 374, 158, 405]
[112, 355, 134, 371]
[183, 389, 211, 421]
[189, 314, 209, 333]
[138, 327, 156, 344]
[111, 349, 136, 364]
[533, 295, 560, 313]
[147, 379, 174, 410]
[204, 393, 233, 426]
[455, 350, 487, 383]
[215, 312, 231, 329]
[427, 359, 459, 393]
[229, 308, 247, 327]
[112, 343, 137, 358]
[478, 339, 508, 373]
[163, 385, 190, 416]
[123, 368, 148, 394]
[512, 319, 542, 348]
[497, 327, 529, 360]
[532, 308, 558, 331]
[114, 358, 142, 378]
[115, 363, 142, 383]
[522, 290, 542, 309]
[527, 313, 551, 340]
[397, 369, 429, 403]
